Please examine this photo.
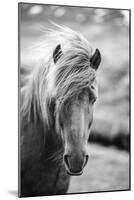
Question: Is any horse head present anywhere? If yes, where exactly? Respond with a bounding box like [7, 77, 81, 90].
[50, 43, 101, 175]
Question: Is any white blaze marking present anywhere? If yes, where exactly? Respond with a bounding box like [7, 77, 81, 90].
[81, 110, 85, 137]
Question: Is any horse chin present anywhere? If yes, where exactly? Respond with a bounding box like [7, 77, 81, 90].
[66, 169, 83, 176]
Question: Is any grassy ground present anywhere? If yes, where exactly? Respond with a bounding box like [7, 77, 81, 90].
[68, 143, 129, 193]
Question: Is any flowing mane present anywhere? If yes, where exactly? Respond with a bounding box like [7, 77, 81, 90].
[20, 23, 101, 197]
[21, 24, 96, 130]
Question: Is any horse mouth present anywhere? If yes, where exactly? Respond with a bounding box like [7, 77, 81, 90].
[66, 169, 83, 176]
[63, 154, 86, 176]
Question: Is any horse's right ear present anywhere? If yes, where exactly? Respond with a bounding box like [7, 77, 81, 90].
[90, 49, 101, 70]
[53, 44, 62, 64]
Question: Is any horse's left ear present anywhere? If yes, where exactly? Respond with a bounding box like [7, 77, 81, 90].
[90, 49, 101, 70]
[53, 44, 62, 64]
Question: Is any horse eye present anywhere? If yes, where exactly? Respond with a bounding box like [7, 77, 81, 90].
[91, 85, 95, 90]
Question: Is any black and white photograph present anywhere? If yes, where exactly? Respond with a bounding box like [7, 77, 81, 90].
[19, 2, 130, 198]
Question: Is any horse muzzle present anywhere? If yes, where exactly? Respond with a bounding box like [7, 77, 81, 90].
[63, 153, 88, 176]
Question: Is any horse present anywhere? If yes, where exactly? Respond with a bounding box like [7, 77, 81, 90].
[19, 24, 101, 197]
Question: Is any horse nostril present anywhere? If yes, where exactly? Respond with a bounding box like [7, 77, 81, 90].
[83, 155, 89, 168]
[64, 154, 70, 169]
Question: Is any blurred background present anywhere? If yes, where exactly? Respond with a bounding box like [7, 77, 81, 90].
[19, 3, 130, 194]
